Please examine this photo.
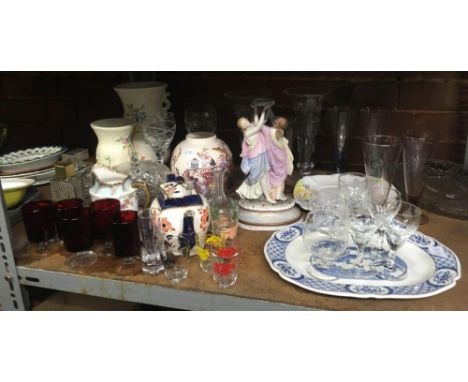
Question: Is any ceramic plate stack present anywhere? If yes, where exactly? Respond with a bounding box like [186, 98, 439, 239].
[0, 145, 67, 186]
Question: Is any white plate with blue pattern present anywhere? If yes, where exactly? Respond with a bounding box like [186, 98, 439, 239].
[264, 223, 461, 299]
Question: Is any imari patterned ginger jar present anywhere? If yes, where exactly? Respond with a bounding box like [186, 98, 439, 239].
[90, 118, 134, 168]
[151, 177, 210, 250]
[170, 132, 233, 196]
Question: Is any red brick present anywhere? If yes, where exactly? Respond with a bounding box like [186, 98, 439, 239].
[58, 73, 128, 100]
[0, 99, 48, 122]
[398, 81, 460, 110]
[413, 113, 464, 141]
[75, 99, 123, 122]
[349, 81, 398, 108]
[1, 74, 57, 98]
[47, 100, 76, 123]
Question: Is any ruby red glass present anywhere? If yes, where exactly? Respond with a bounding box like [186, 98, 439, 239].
[52, 198, 83, 240]
[90, 198, 121, 241]
[21, 200, 56, 253]
[111, 211, 141, 275]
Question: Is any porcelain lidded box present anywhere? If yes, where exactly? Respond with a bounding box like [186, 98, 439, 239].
[170, 132, 232, 196]
[151, 175, 210, 249]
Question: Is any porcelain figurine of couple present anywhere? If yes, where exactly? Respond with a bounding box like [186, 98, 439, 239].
[236, 102, 294, 204]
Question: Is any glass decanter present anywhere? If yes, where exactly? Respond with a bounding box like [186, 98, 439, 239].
[209, 167, 239, 241]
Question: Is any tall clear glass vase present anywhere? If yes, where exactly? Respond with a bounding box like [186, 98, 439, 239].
[284, 88, 325, 176]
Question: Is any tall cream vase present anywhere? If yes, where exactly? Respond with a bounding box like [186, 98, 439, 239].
[114, 81, 171, 161]
[90, 118, 134, 169]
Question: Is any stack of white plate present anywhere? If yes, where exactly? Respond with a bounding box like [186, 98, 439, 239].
[0, 145, 67, 186]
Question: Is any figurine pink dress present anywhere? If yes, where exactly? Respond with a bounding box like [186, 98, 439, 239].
[263, 123, 294, 201]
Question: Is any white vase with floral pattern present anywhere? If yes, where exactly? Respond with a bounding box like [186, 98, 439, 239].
[90, 118, 134, 169]
[114, 81, 171, 161]
[170, 132, 233, 197]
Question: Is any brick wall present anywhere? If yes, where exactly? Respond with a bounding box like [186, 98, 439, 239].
[0, 71, 466, 169]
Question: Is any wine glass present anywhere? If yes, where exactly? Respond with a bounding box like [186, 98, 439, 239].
[21, 200, 56, 255]
[385, 202, 422, 269]
[61, 207, 97, 269]
[138, 208, 165, 275]
[89, 198, 121, 256]
[141, 117, 176, 163]
[184, 105, 217, 133]
[52, 198, 83, 245]
[367, 186, 402, 265]
[112, 211, 141, 276]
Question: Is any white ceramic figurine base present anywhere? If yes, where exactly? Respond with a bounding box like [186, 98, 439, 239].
[238, 195, 302, 230]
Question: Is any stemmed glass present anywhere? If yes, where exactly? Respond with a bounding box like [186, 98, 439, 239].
[138, 208, 165, 275]
[89, 198, 121, 256]
[385, 201, 422, 269]
[141, 116, 176, 163]
[52, 198, 83, 245]
[61, 207, 97, 269]
[367, 186, 402, 265]
[362, 135, 402, 262]
[402, 134, 435, 224]
[184, 105, 217, 133]
[338, 173, 377, 269]
[329, 107, 356, 173]
[21, 200, 56, 255]
[112, 211, 141, 276]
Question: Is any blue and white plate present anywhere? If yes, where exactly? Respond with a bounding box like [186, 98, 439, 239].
[264, 223, 462, 299]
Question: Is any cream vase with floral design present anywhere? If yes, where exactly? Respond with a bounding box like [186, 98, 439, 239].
[90, 118, 134, 169]
[114, 81, 171, 161]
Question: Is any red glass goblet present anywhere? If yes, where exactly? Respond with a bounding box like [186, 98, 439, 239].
[90, 198, 121, 256]
[61, 207, 97, 269]
[21, 200, 56, 255]
[52, 198, 83, 242]
[111, 211, 141, 276]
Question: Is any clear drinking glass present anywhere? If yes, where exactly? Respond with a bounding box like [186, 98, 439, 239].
[61, 207, 97, 269]
[329, 107, 356, 173]
[385, 202, 421, 269]
[161, 235, 190, 283]
[22, 200, 56, 255]
[403, 135, 435, 225]
[211, 238, 240, 288]
[184, 105, 217, 133]
[284, 87, 325, 175]
[112, 211, 141, 276]
[338, 172, 368, 210]
[303, 192, 348, 268]
[141, 117, 176, 163]
[138, 208, 165, 275]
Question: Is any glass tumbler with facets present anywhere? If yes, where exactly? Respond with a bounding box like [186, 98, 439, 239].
[138, 208, 165, 275]
[161, 235, 191, 283]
